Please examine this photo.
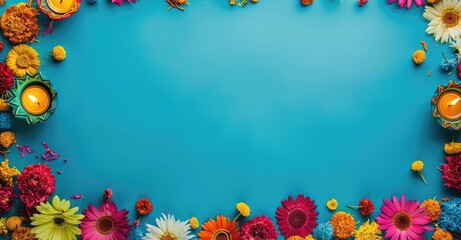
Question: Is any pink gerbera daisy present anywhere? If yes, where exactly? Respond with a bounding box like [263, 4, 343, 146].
[376, 195, 434, 240]
[81, 201, 130, 240]
[388, 0, 423, 8]
[275, 194, 319, 238]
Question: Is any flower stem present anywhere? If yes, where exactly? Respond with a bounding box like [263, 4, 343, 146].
[419, 172, 428, 185]
[442, 52, 449, 62]
[233, 213, 241, 222]
[346, 205, 363, 209]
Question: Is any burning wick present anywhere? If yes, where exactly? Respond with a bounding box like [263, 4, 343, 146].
[448, 97, 460, 107]
[27, 94, 40, 106]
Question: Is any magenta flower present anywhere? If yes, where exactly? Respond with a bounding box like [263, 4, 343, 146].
[111, 0, 136, 6]
[376, 195, 434, 240]
[388, 0, 423, 8]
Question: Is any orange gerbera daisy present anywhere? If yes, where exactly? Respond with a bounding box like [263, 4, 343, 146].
[198, 215, 240, 240]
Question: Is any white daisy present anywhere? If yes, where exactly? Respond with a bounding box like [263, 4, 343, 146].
[143, 213, 195, 240]
[423, 0, 461, 43]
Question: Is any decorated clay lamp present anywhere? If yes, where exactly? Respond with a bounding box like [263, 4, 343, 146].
[8, 74, 58, 124]
[37, 0, 81, 34]
[432, 80, 461, 130]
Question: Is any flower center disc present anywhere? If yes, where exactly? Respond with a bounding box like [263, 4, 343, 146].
[96, 216, 115, 235]
[213, 230, 231, 240]
[53, 216, 65, 227]
[288, 209, 307, 229]
[161, 235, 177, 240]
[392, 211, 412, 231]
[16, 55, 30, 68]
[443, 10, 459, 28]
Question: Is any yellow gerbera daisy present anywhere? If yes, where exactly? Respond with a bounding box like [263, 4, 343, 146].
[423, 0, 461, 43]
[6, 44, 40, 77]
[30, 195, 84, 240]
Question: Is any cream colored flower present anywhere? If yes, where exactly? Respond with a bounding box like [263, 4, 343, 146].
[423, 0, 461, 43]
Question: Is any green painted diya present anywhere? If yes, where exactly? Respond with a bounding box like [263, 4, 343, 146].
[8, 74, 58, 124]
[432, 80, 461, 130]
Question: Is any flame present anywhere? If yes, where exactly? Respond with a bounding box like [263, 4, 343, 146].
[27, 94, 39, 104]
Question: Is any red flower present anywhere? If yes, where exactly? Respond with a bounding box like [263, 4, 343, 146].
[17, 164, 55, 216]
[358, 0, 368, 6]
[0, 63, 14, 93]
[458, 61, 461, 79]
[135, 198, 153, 215]
[301, 0, 314, 5]
[358, 199, 374, 216]
[0, 185, 14, 213]
[104, 188, 112, 202]
[441, 154, 461, 191]
[275, 194, 319, 238]
[241, 216, 278, 240]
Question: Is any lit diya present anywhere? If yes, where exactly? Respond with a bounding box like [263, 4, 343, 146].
[432, 80, 461, 130]
[37, 0, 81, 34]
[8, 74, 58, 124]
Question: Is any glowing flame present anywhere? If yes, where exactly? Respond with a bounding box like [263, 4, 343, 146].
[28, 94, 39, 105]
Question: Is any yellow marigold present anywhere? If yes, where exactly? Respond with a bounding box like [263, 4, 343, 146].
[0, 218, 7, 235]
[444, 141, 461, 154]
[52, 46, 66, 61]
[421, 199, 441, 221]
[0, 159, 19, 186]
[0, 131, 15, 148]
[330, 212, 356, 240]
[6, 44, 40, 77]
[411, 160, 424, 171]
[327, 198, 338, 211]
[230, 0, 236, 5]
[287, 236, 307, 240]
[432, 228, 453, 240]
[6, 216, 22, 231]
[0, 3, 39, 44]
[190, 217, 199, 229]
[413, 50, 426, 64]
[354, 220, 382, 240]
[236, 202, 251, 217]
[305, 235, 315, 240]
[0, 99, 9, 112]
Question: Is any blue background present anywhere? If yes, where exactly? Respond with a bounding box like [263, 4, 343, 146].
[2, 0, 461, 238]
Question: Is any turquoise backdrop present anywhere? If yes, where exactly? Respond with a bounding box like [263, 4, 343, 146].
[2, 0, 460, 238]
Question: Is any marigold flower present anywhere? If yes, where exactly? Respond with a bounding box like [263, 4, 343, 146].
[11, 226, 35, 240]
[190, 217, 199, 229]
[354, 220, 381, 240]
[413, 50, 426, 64]
[444, 140, 461, 154]
[135, 198, 153, 215]
[0, 3, 39, 44]
[0, 131, 15, 148]
[432, 228, 453, 240]
[330, 212, 356, 239]
[6, 44, 40, 78]
[326, 198, 338, 211]
[52, 46, 66, 61]
[301, 0, 314, 5]
[412, 160, 428, 185]
[0, 159, 19, 186]
[421, 199, 442, 221]
[0, 99, 9, 112]
[5, 216, 22, 231]
[358, 0, 368, 6]
[287, 236, 307, 240]
[347, 199, 374, 216]
[0, 218, 7, 235]
[236, 202, 250, 217]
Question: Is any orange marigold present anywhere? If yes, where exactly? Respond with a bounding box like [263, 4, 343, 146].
[432, 228, 453, 240]
[0, 3, 39, 44]
[330, 212, 356, 239]
[11, 226, 35, 240]
[421, 199, 441, 221]
[135, 198, 153, 215]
